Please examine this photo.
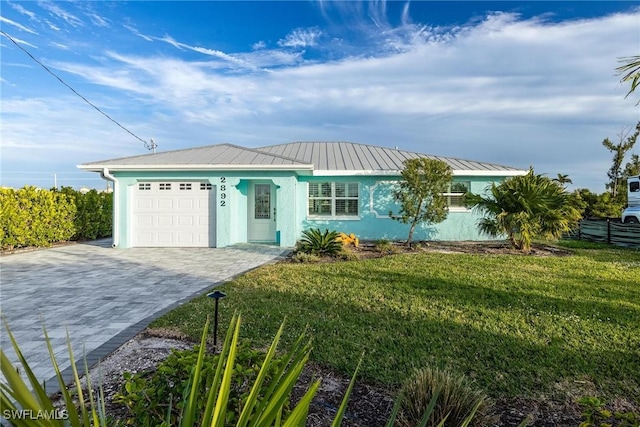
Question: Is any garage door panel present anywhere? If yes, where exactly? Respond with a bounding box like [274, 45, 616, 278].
[157, 233, 174, 245]
[157, 199, 174, 209]
[158, 215, 173, 226]
[177, 216, 194, 226]
[137, 215, 153, 226]
[177, 199, 194, 209]
[133, 182, 216, 247]
[135, 232, 154, 245]
[176, 233, 195, 245]
[136, 199, 154, 210]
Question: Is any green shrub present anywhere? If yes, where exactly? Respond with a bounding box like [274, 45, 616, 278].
[375, 238, 398, 254]
[397, 367, 496, 427]
[337, 246, 360, 261]
[291, 252, 322, 263]
[578, 396, 640, 427]
[57, 187, 112, 240]
[296, 228, 343, 256]
[115, 342, 289, 426]
[0, 186, 76, 251]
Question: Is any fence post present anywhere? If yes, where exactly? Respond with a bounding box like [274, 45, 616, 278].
[578, 220, 582, 240]
[607, 219, 611, 244]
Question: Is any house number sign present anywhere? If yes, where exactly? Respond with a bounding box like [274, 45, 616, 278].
[219, 177, 226, 207]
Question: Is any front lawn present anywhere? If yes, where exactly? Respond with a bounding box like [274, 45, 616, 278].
[151, 244, 640, 401]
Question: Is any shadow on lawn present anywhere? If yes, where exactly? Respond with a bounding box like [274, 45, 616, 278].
[204, 268, 640, 401]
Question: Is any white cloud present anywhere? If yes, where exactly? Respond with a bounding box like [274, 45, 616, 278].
[159, 35, 256, 70]
[38, 1, 84, 27]
[49, 41, 69, 50]
[8, 2, 37, 20]
[252, 40, 266, 50]
[278, 28, 323, 48]
[3, 8, 640, 191]
[44, 20, 60, 31]
[0, 32, 38, 48]
[123, 24, 153, 42]
[0, 16, 38, 34]
[87, 12, 109, 28]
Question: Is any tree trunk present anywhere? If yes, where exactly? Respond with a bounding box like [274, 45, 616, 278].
[407, 222, 416, 247]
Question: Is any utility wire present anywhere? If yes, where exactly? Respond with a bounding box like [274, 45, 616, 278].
[1, 30, 153, 149]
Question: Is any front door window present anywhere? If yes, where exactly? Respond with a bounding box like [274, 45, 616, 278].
[254, 184, 271, 219]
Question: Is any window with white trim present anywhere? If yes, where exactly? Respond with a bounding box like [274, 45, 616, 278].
[444, 181, 470, 209]
[308, 182, 359, 217]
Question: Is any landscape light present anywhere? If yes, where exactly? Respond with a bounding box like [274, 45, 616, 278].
[206, 290, 227, 349]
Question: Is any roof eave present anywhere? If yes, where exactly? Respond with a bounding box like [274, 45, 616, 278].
[311, 169, 528, 177]
[77, 163, 315, 172]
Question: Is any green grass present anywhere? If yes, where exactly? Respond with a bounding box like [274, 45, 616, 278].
[151, 246, 640, 401]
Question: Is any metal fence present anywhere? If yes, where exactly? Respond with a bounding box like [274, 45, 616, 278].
[576, 219, 640, 248]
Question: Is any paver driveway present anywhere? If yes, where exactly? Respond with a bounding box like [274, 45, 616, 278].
[0, 240, 288, 392]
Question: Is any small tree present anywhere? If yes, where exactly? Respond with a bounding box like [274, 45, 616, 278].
[390, 158, 453, 247]
[466, 169, 581, 252]
[602, 123, 639, 198]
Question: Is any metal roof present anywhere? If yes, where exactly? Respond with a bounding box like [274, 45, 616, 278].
[79, 143, 311, 171]
[258, 141, 524, 174]
[79, 141, 524, 175]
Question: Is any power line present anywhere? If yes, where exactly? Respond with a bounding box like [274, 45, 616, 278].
[1, 30, 156, 150]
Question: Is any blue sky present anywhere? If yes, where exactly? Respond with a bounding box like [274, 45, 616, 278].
[1, 1, 639, 192]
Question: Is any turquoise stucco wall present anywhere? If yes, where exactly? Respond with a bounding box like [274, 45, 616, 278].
[111, 170, 299, 248]
[298, 175, 505, 242]
[109, 170, 509, 248]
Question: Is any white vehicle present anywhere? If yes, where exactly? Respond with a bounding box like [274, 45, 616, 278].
[621, 175, 640, 224]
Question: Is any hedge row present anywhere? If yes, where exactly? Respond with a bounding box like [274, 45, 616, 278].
[57, 187, 113, 241]
[0, 186, 112, 251]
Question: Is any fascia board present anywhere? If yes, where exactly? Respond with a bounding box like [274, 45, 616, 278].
[311, 169, 528, 177]
[77, 163, 315, 172]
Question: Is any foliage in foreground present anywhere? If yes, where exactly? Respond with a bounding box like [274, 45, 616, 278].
[397, 367, 496, 427]
[1, 315, 498, 426]
[1, 315, 362, 427]
[466, 169, 582, 252]
[114, 342, 293, 426]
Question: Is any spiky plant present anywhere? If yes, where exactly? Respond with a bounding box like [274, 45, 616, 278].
[1, 316, 362, 427]
[396, 367, 496, 427]
[296, 228, 343, 257]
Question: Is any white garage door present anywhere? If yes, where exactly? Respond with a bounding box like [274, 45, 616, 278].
[133, 182, 216, 247]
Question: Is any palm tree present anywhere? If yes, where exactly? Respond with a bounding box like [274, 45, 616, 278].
[465, 169, 582, 252]
[617, 55, 640, 101]
[552, 173, 573, 185]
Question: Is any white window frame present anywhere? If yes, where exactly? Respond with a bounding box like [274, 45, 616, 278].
[443, 181, 471, 212]
[307, 182, 360, 219]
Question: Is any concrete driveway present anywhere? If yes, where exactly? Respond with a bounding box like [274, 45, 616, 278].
[0, 240, 288, 392]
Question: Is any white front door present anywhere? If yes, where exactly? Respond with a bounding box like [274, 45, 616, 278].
[248, 183, 276, 242]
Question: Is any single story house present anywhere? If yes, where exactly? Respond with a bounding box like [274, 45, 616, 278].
[78, 141, 526, 248]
